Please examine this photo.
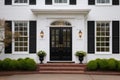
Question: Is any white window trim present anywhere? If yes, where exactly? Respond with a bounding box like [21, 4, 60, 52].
[95, 0, 112, 5]
[53, 0, 69, 5]
[95, 21, 112, 54]
[12, 21, 29, 54]
[12, 0, 29, 5]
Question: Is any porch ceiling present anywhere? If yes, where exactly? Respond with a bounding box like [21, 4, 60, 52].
[31, 9, 91, 15]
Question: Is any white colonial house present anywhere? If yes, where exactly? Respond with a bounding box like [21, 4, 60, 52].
[0, 0, 120, 63]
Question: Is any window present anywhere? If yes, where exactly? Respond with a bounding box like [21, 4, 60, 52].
[54, 0, 69, 5]
[96, 22, 111, 53]
[13, 21, 29, 52]
[54, 0, 67, 3]
[96, 0, 112, 5]
[13, 0, 28, 5]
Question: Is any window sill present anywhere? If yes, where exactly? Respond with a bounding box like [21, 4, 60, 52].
[12, 3, 29, 6]
[95, 4, 112, 6]
[12, 52, 29, 55]
[95, 52, 112, 54]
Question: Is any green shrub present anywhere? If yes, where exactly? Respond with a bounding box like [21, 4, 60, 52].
[9, 60, 19, 71]
[0, 60, 3, 71]
[2, 58, 12, 70]
[0, 58, 37, 71]
[18, 58, 37, 71]
[17, 58, 23, 61]
[87, 60, 98, 71]
[117, 61, 120, 71]
[97, 59, 108, 70]
[25, 58, 37, 71]
[17, 58, 26, 70]
[95, 58, 101, 69]
[108, 58, 117, 70]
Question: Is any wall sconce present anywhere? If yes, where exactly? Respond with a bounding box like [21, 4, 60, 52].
[79, 30, 82, 38]
[40, 30, 44, 38]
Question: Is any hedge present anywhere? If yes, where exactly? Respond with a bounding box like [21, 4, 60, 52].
[0, 58, 37, 71]
[97, 59, 108, 70]
[87, 58, 120, 71]
[87, 60, 97, 71]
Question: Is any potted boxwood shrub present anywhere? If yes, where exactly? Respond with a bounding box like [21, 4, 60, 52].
[37, 50, 46, 64]
[75, 51, 86, 64]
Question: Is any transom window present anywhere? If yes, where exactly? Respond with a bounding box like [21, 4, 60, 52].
[13, 0, 28, 5]
[96, 0, 112, 5]
[96, 22, 111, 53]
[14, 21, 28, 52]
[54, 0, 69, 5]
[54, 0, 67, 3]
[51, 20, 71, 26]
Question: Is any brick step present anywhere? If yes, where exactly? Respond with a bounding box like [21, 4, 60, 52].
[39, 71, 84, 74]
[38, 64, 86, 67]
[37, 63, 86, 74]
[47, 61, 75, 63]
[39, 67, 85, 71]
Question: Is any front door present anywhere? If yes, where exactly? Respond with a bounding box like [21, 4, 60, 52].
[50, 27, 72, 61]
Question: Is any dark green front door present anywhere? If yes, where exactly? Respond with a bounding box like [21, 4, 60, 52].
[50, 27, 72, 61]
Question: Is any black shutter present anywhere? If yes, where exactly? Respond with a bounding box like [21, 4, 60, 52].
[29, 0, 36, 5]
[112, 21, 119, 54]
[29, 21, 37, 53]
[5, 21, 12, 54]
[70, 0, 76, 5]
[112, 0, 119, 5]
[45, 0, 52, 5]
[88, 0, 95, 5]
[87, 21, 95, 53]
[5, 0, 12, 5]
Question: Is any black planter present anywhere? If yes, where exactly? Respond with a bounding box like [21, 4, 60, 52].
[79, 56, 84, 64]
[39, 56, 44, 64]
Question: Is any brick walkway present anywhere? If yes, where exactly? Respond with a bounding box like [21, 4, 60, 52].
[0, 74, 120, 80]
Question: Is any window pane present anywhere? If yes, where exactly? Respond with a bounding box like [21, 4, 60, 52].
[15, 47, 18, 51]
[97, 32, 100, 36]
[106, 32, 109, 36]
[101, 48, 105, 51]
[24, 42, 28, 46]
[96, 37, 100, 41]
[15, 42, 19, 46]
[106, 37, 109, 41]
[24, 47, 27, 51]
[101, 32, 105, 36]
[106, 48, 109, 51]
[97, 43, 100, 46]
[97, 48, 100, 51]
[106, 43, 109, 46]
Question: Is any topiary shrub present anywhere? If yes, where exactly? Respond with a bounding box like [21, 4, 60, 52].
[17, 58, 37, 71]
[87, 60, 98, 71]
[117, 61, 120, 71]
[25, 58, 37, 71]
[9, 60, 19, 71]
[97, 59, 108, 70]
[108, 58, 117, 71]
[2, 58, 12, 71]
[95, 58, 101, 69]
[0, 60, 3, 71]
[17, 58, 26, 70]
